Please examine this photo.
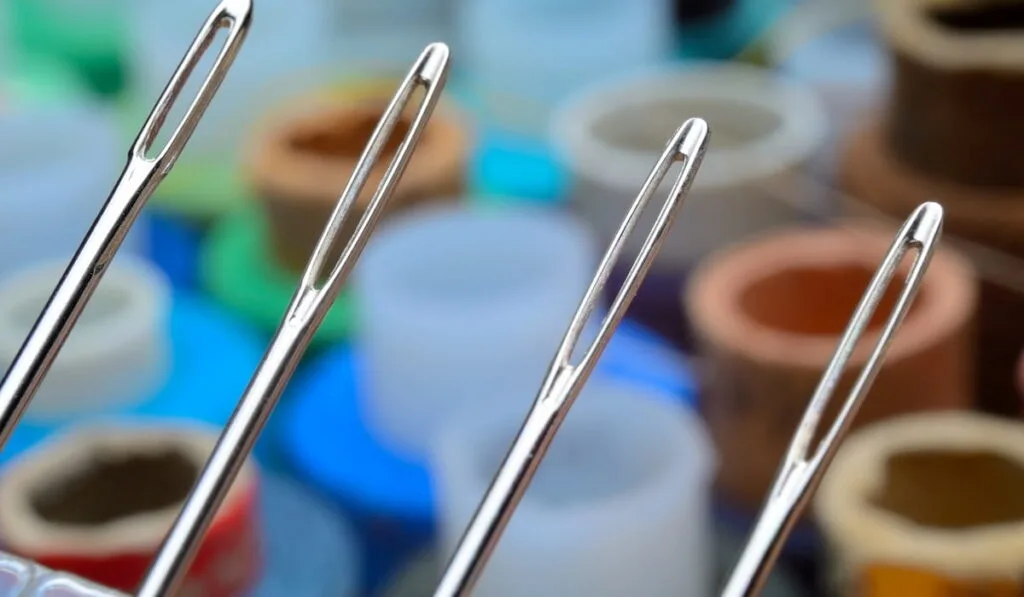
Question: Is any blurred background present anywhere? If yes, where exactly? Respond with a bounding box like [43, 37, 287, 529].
[1, 0, 1023, 595]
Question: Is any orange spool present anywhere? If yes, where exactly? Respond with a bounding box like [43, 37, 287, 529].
[685, 225, 977, 511]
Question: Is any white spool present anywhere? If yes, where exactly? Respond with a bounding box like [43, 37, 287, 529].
[353, 203, 597, 459]
[431, 381, 716, 597]
[0, 255, 171, 420]
[130, 0, 333, 165]
[551, 62, 828, 271]
[0, 103, 143, 279]
[458, 0, 673, 140]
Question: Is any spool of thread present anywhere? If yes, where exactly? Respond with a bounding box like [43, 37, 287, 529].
[0, 256, 170, 420]
[458, 0, 673, 143]
[841, 118, 1024, 417]
[0, 102, 145, 279]
[0, 423, 260, 596]
[353, 203, 596, 458]
[281, 320, 698, 593]
[323, 0, 455, 75]
[815, 412, 1024, 596]
[767, 1, 888, 179]
[0, 554, 120, 597]
[245, 90, 469, 273]
[431, 381, 715, 597]
[877, 0, 1024, 189]
[128, 0, 334, 222]
[685, 224, 977, 512]
[552, 63, 828, 342]
[0, 269, 265, 466]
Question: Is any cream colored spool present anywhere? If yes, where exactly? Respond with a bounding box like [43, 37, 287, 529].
[551, 62, 828, 272]
[815, 412, 1024, 595]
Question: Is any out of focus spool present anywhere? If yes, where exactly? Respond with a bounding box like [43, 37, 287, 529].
[0, 424, 260, 596]
[353, 203, 595, 458]
[431, 382, 715, 597]
[0, 256, 169, 420]
[245, 90, 469, 272]
[878, 0, 1024, 189]
[843, 0, 1024, 416]
[552, 63, 827, 346]
[0, 103, 145, 279]
[685, 225, 977, 511]
[815, 412, 1024, 596]
[842, 119, 1024, 417]
[129, 0, 334, 222]
[0, 258, 265, 467]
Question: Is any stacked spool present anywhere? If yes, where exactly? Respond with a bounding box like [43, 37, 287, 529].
[201, 85, 471, 344]
[841, 0, 1024, 416]
[552, 62, 828, 348]
[684, 225, 977, 540]
[816, 412, 1024, 595]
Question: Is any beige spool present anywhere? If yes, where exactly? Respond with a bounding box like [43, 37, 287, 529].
[245, 86, 471, 272]
[815, 412, 1024, 596]
[685, 224, 977, 511]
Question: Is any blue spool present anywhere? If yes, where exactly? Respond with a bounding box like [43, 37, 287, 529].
[0, 292, 271, 466]
[281, 319, 696, 592]
[146, 209, 204, 291]
[250, 474, 362, 597]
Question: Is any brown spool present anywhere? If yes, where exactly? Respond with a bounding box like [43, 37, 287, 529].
[814, 412, 1024, 596]
[685, 225, 977, 512]
[878, 0, 1024, 189]
[842, 117, 1024, 417]
[245, 92, 469, 272]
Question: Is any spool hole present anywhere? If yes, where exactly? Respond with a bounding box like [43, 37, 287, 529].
[30, 448, 198, 526]
[593, 97, 781, 153]
[288, 105, 412, 159]
[739, 264, 917, 336]
[928, 2, 1024, 32]
[871, 449, 1024, 529]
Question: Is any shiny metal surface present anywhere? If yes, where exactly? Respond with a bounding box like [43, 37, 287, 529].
[432, 118, 710, 597]
[721, 202, 945, 597]
[135, 42, 452, 597]
[0, 0, 252, 452]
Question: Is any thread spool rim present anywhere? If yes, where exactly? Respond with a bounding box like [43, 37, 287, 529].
[877, 0, 1024, 71]
[0, 256, 171, 416]
[815, 412, 1024, 580]
[685, 224, 977, 369]
[0, 422, 256, 556]
[550, 62, 828, 193]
